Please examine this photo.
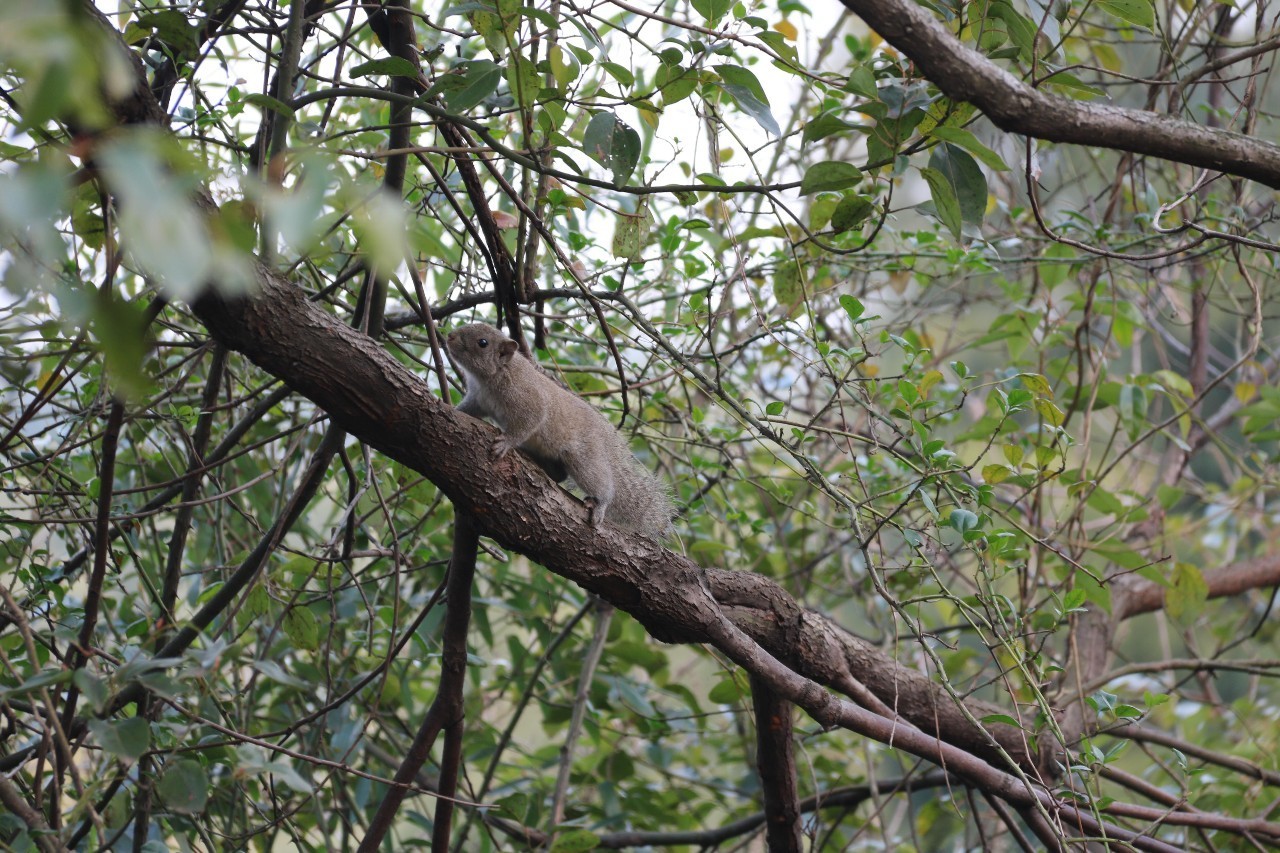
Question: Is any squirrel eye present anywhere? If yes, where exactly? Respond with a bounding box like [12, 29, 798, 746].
[478, 338, 488, 348]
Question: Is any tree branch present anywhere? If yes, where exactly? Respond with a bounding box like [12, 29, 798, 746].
[834, 0, 1280, 188]
[751, 674, 803, 852]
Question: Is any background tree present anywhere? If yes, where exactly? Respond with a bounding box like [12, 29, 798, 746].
[2, 0, 1280, 850]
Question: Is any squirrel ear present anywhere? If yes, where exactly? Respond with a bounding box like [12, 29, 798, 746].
[499, 339, 518, 361]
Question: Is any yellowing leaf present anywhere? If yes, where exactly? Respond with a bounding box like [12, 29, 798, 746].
[1166, 562, 1208, 619]
[983, 464, 1011, 484]
[1034, 398, 1065, 426]
[1235, 381, 1257, 403]
[919, 369, 943, 398]
[773, 19, 797, 40]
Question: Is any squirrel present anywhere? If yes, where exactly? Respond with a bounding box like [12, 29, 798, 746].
[446, 323, 673, 537]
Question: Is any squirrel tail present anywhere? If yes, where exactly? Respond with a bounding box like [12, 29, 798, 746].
[608, 458, 675, 537]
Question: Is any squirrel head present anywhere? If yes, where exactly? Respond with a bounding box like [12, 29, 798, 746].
[446, 323, 519, 377]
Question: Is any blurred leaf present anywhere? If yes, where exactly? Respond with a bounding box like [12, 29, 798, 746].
[283, 606, 320, 652]
[1096, 0, 1155, 29]
[98, 131, 214, 300]
[89, 717, 151, 763]
[349, 56, 419, 78]
[157, 760, 209, 814]
[505, 55, 539, 108]
[1166, 562, 1208, 619]
[549, 829, 600, 852]
[242, 93, 294, 117]
[431, 60, 503, 113]
[949, 509, 979, 533]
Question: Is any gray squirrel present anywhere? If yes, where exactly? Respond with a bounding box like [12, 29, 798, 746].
[446, 323, 673, 537]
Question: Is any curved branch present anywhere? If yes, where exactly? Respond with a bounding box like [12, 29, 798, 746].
[1119, 554, 1280, 619]
[834, 0, 1280, 188]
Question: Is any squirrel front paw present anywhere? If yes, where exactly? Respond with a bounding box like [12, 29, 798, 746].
[491, 436, 515, 458]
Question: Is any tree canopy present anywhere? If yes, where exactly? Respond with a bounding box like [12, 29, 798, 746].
[2, 0, 1280, 850]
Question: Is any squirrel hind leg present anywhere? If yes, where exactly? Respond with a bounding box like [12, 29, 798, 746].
[525, 451, 569, 483]
[564, 449, 614, 528]
[583, 495, 605, 527]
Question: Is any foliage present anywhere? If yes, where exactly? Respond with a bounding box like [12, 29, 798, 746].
[2, 0, 1280, 849]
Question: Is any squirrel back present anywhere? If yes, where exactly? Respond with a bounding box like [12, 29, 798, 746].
[446, 323, 673, 537]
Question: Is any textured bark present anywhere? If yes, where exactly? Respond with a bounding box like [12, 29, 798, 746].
[751, 676, 803, 852]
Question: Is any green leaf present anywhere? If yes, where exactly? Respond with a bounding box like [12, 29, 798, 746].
[831, 195, 873, 233]
[919, 166, 962, 242]
[949, 508, 979, 533]
[800, 161, 862, 196]
[1063, 588, 1087, 611]
[73, 669, 108, 713]
[765, 401, 785, 415]
[135, 10, 199, 57]
[1034, 398, 1065, 427]
[432, 60, 504, 113]
[89, 717, 151, 762]
[1156, 485, 1183, 510]
[90, 290, 152, 401]
[690, 0, 732, 24]
[158, 759, 209, 814]
[98, 133, 215, 300]
[1143, 691, 1170, 708]
[582, 111, 641, 185]
[1152, 369, 1194, 399]
[242, 93, 295, 117]
[839, 294, 865, 322]
[505, 55, 539, 108]
[714, 66, 780, 137]
[283, 606, 320, 652]
[928, 126, 1009, 171]
[0, 668, 71, 701]
[548, 44, 578, 87]
[982, 464, 1011, 484]
[656, 63, 698, 106]
[599, 60, 634, 88]
[980, 713, 1023, 729]
[1096, 0, 1155, 29]
[611, 209, 650, 260]
[845, 64, 878, 100]
[708, 677, 744, 703]
[496, 792, 531, 823]
[803, 112, 859, 145]
[990, 1, 1038, 60]
[71, 185, 105, 250]
[549, 829, 600, 852]
[349, 56, 419, 78]
[1166, 562, 1208, 619]
[1018, 373, 1053, 395]
[928, 143, 987, 227]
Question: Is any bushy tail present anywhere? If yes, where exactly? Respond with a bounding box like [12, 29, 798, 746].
[608, 458, 675, 537]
